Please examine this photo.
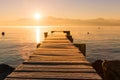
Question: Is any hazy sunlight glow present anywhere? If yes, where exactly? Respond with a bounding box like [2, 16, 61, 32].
[35, 13, 41, 20]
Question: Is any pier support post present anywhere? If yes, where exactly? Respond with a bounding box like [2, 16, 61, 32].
[67, 35, 73, 42]
[36, 43, 41, 48]
[64, 31, 73, 42]
[44, 32, 48, 38]
[63, 31, 70, 36]
[74, 44, 86, 56]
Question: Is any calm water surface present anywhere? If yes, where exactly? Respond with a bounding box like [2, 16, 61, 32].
[0, 26, 120, 67]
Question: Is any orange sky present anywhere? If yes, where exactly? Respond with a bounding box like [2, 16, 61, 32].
[0, 0, 120, 21]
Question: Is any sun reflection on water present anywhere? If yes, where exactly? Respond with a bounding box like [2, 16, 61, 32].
[36, 26, 41, 43]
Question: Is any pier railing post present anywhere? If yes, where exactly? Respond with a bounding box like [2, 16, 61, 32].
[44, 32, 48, 38]
[36, 43, 41, 48]
[63, 31, 70, 36]
[64, 31, 73, 43]
[66, 35, 73, 42]
[74, 44, 86, 56]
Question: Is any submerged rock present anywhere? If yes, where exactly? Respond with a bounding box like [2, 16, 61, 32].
[0, 64, 14, 80]
[92, 60, 120, 80]
[1, 32, 5, 36]
[92, 60, 104, 78]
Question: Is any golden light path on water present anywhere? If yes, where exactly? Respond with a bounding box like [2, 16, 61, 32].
[36, 26, 41, 43]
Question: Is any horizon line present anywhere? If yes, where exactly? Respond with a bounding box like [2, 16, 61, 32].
[1, 16, 120, 21]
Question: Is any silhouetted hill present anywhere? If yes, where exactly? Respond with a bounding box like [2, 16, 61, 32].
[0, 17, 120, 26]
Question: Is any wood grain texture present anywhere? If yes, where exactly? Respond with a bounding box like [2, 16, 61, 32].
[5, 31, 101, 80]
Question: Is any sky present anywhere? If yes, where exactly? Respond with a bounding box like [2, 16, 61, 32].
[0, 0, 120, 21]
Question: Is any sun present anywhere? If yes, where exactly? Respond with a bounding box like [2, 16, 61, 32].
[34, 13, 41, 20]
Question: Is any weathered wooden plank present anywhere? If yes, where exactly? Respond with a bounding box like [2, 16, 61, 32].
[30, 54, 84, 57]
[34, 47, 80, 52]
[40, 42, 74, 46]
[34, 48, 80, 53]
[32, 53, 84, 57]
[45, 37, 67, 40]
[5, 78, 41, 80]
[17, 64, 93, 69]
[14, 63, 96, 72]
[47, 37, 68, 39]
[40, 43, 76, 49]
[48, 35, 67, 37]
[23, 60, 90, 65]
[33, 51, 83, 57]
[5, 78, 101, 80]
[28, 58, 86, 62]
[28, 56, 86, 61]
[50, 32, 66, 35]
[14, 65, 96, 72]
[36, 48, 80, 52]
[46, 35, 67, 37]
[7, 72, 101, 80]
[42, 40, 71, 43]
[48, 35, 66, 37]
[33, 52, 82, 57]
[15, 68, 96, 73]
[30, 54, 85, 58]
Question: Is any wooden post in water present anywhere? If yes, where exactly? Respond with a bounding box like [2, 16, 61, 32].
[67, 35, 73, 43]
[64, 31, 73, 43]
[36, 43, 41, 48]
[74, 43, 86, 56]
[44, 32, 48, 38]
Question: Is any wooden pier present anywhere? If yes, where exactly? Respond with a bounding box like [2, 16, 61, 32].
[5, 31, 102, 80]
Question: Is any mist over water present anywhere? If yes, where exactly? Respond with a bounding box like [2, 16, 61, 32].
[0, 26, 120, 67]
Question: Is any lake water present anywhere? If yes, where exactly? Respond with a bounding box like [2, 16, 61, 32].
[0, 26, 120, 67]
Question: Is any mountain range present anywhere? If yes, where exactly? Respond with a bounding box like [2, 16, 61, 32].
[0, 17, 120, 26]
